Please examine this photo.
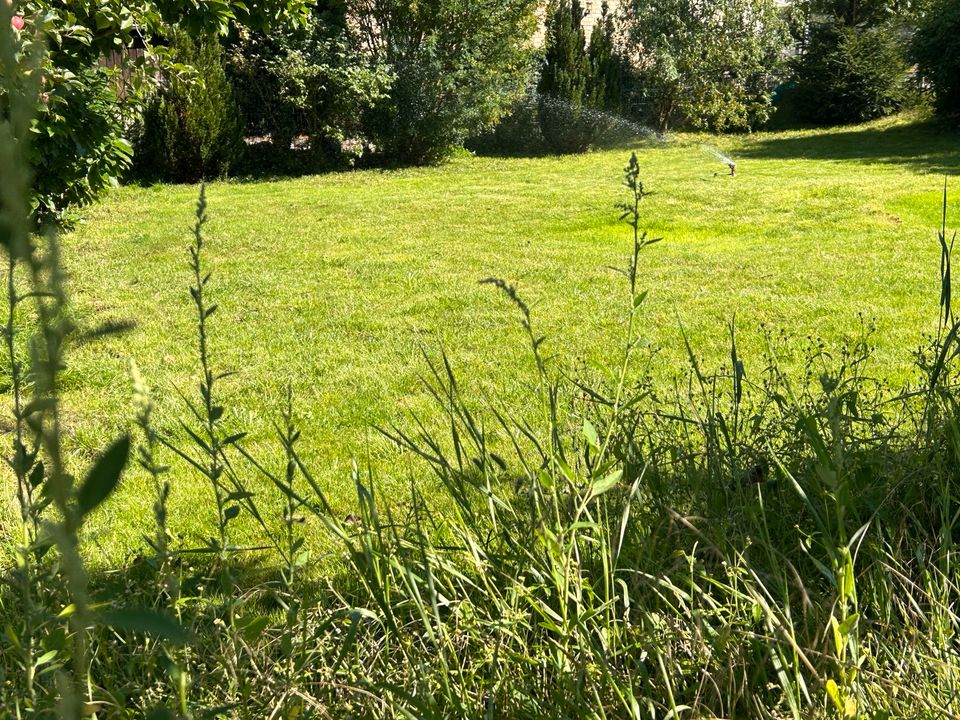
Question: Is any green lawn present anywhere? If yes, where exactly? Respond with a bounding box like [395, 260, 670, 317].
[57, 114, 959, 561]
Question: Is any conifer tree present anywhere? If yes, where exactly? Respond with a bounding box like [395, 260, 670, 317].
[538, 0, 589, 107]
[586, 1, 624, 114]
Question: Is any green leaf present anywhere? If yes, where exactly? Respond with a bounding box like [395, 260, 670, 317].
[236, 614, 270, 642]
[19, 398, 56, 419]
[100, 608, 191, 645]
[33, 649, 58, 668]
[29, 461, 45, 488]
[77, 435, 130, 518]
[825, 678, 843, 712]
[588, 469, 622, 501]
[582, 418, 600, 449]
[224, 504, 241, 521]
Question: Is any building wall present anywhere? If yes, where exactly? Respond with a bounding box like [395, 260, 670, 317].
[533, 0, 621, 45]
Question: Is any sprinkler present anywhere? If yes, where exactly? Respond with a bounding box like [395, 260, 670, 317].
[700, 144, 738, 178]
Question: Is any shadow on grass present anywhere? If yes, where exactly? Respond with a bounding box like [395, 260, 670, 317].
[740, 120, 960, 175]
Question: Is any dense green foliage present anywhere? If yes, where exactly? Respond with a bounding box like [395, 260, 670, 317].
[538, 0, 589, 108]
[535, 0, 632, 154]
[225, 4, 390, 171]
[796, 0, 925, 27]
[794, 22, 908, 124]
[3, 0, 310, 222]
[134, 32, 243, 183]
[351, 0, 538, 164]
[586, 2, 624, 115]
[537, 0, 591, 153]
[618, 0, 788, 132]
[912, 0, 960, 122]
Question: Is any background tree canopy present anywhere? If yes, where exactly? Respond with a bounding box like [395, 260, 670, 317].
[349, 0, 538, 165]
[6, 0, 311, 224]
[911, 0, 960, 122]
[617, 0, 789, 132]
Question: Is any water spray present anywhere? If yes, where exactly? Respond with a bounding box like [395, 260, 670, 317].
[701, 145, 737, 176]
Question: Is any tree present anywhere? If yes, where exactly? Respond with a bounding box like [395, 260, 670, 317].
[794, 21, 908, 124]
[134, 31, 243, 183]
[350, 0, 538, 165]
[912, 0, 960, 122]
[618, 0, 789, 132]
[794, 0, 925, 28]
[5, 0, 310, 224]
[225, 5, 390, 171]
[586, 1, 625, 115]
[537, 0, 593, 152]
[538, 0, 589, 107]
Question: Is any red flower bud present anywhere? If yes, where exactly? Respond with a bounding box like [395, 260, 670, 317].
[11, 15, 24, 31]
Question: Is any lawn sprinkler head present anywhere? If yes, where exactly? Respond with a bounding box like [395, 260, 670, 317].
[701, 145, 738, 179]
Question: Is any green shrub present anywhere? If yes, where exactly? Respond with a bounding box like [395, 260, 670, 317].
[619, 0, 788, 131]
[585, 2, 624, 115]
[355, 0, 538, 165]
[1, 0, 310, 225]
[465, 85, 548, 156]
[225, 5, 390, 173]
[536, 0, 593, 153]
[912, 0, 960, 123]
[134, 32, 243, 182]
[536, 0, 634, 154]
[794, 21, 908, 125]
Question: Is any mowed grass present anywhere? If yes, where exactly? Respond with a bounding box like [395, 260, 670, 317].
[53, 114, 959, 562]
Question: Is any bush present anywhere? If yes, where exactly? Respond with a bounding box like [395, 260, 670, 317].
[5, 9, 132, 226]
[225, 6, 390, 173]
[794, 21, 908, 125]
[134, 32, 243, 182]
[912, 0, 960, 123]
[465, 86, 548, 156]
[536, 0, 634, 154]
[537, 0, 592, 153]
[585, 2, 625, 115]
[1, 1, 310, 225]
[354, 0, 539, 165]
[619, 0, 788, 132]
[468, 87, 648, 157]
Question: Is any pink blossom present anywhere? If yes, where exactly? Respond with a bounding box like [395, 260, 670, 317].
[11, 15, 24, 32]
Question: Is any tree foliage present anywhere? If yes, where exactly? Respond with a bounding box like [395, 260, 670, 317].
[225, 5, 390, 170]
[618, 0, 789, 132]
[350, 0, 538, 165]
[536, 0, 629, 153]
[794, 21, 908, 124]
[538, 0, 589, 107]
[134, 31, 243, 183]
[586, 2, 624, 115]
[911, 0, 960, 122]
[5, 0, 310, 224]
[795, 0, 926, 27]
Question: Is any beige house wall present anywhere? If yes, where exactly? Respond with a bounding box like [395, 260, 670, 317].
[533, 0, 622, 46]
